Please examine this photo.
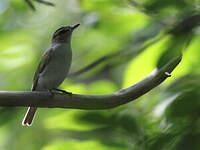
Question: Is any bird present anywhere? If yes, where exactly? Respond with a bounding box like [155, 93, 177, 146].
[22, 24, 80, 126]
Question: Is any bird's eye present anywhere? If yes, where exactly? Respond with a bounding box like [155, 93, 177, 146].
[61, 29, 70, 33]
[58, 30, 67, 35]
[61, 30, 66, 34]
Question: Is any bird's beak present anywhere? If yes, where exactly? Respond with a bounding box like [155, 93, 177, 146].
[71, 24, 80, 30]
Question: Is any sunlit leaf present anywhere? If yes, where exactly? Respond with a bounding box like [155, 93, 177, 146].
[123, 35, 166, 88]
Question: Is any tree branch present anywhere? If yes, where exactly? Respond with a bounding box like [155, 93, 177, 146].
[0, 55, 181, 109]
[168, 14, 200, 35]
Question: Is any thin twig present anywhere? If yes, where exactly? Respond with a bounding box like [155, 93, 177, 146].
[25, 0, 36, 11]
[68, 54, 117, 78]
[25, 0, 54, 11]
[34, 0, 54, 6]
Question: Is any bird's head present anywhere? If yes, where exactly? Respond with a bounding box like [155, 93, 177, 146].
[52, 24, 80, 43]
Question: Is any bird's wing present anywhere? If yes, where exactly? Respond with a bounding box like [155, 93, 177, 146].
[31, 48, 53, 91]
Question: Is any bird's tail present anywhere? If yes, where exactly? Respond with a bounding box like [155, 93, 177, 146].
[22, 107, 37, 126]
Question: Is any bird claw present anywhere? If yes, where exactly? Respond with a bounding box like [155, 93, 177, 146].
[47, 89, 54, 96]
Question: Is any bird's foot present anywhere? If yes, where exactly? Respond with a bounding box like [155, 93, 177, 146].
[47, 89, 54, 97]
[52, 88, 72, 95]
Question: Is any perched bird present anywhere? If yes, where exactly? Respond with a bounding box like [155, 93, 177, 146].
[22, 24, 80, 126]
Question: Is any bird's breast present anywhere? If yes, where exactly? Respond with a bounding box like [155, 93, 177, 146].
[38, 44, 72, 89]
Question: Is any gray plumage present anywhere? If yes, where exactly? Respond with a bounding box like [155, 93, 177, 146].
[22, 24, 79, 126]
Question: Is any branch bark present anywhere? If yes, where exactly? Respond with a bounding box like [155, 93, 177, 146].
[0, 55, 181, 109]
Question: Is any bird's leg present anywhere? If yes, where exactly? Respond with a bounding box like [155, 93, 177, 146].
[52, 88, 72, 95]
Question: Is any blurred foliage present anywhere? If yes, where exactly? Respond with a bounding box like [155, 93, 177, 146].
[0, 0, 200, 150]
